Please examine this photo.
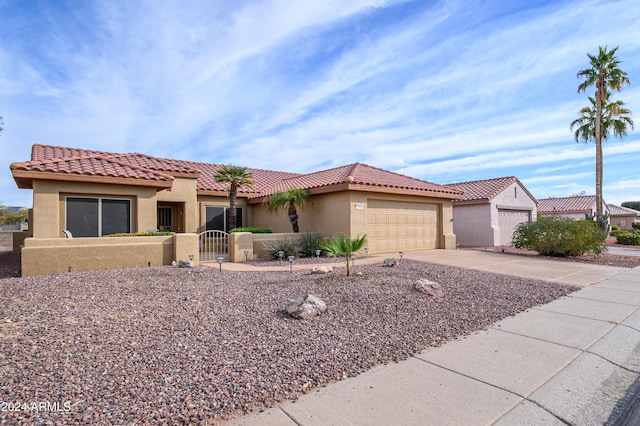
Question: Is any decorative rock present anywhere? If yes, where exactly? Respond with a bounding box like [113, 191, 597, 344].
[383, 258, 397, 267]
[177, 260, 194, 268]
[311, 265, 333, 274]
[415, 279, 444, 297]
[286, 294, 328, 319]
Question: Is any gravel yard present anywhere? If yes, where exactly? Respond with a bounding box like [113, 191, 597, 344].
[0, 259, 577, 424]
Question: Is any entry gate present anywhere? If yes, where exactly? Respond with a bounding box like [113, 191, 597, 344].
[198, 230, 229, 262]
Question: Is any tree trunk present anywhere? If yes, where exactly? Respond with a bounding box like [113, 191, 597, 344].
[229, 184, 238, 230]
[595, 80, 604, 216]
[288, 204, 299, 233]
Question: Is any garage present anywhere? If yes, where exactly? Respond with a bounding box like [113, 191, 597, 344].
[498, 209, 530, 245]
[366, 199, 440, 253]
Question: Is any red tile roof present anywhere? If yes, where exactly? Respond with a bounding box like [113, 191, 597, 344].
[446, 176, 537, 204]
[260, 163, 463, 198]
[537, 195, 600, 214]
[12, 144, 462, 199]
[608, 204, 640, 216]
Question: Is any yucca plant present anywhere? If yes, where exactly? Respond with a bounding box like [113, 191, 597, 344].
[320, 234, 367, 276]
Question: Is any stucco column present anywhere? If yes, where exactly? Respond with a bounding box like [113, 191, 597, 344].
[229, 232, 253, 262]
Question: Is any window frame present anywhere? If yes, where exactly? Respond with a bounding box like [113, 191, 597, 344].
[65, 196, 132, 237]
[205, 206, 243, 232]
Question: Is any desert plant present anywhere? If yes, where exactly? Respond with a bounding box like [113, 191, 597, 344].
[321, 234, 367, 276]
[229, 227, 272, 233]
[106, 231, 175, 237]
[616, 231, 640, 246]
[263, 238, 300, 259]
[266, 188, 312, 233]
[633, 222, 640, 231]
[512, 216, 607, 257]
[585, 211, 611, 232]
[298, 232, 323, 257]
[214, 164, 253, 230]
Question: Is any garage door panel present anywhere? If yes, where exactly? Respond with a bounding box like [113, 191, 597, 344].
[498, 209, 530, 246]
[367, 200, 439, 253]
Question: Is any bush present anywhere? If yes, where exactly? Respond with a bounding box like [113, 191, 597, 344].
[616, 231, 640, 246]
[298, 232, 324, 257]
[512, 216, 607, 257]
[229, 227, 272, 233]
[632, 222, 640, 231]
[262, 238, 300, 259]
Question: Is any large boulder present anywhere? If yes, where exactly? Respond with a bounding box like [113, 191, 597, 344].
[415, 279, 444, 298]
[311, 265, 333, 274]
[286, 294, 328, 319]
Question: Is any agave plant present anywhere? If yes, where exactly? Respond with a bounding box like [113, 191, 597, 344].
[320, 234, 367, 276]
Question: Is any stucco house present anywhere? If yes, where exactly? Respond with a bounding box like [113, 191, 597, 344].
[11, 144, 464, 275]
[608, 204, 640, 230]
[445, 176, 537, 247]
[537, 195, 610, 220]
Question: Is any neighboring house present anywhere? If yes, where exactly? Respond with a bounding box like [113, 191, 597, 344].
[445, 176, 537, 246]
[537, 195, 610, 220]
[11, 144, 464, 257]
[0, 206, 28, 231]
[608, 204, 640, 230]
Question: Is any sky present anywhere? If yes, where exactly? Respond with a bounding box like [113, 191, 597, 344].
[1, 0, 639, 208]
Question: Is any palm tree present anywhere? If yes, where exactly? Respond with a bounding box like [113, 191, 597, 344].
[267, 188, 312, 233]
[571, 94, 634, 143]
[321, 234, 367, 277]
[576, 46, 630, 215]
[213, 165, 253, 231]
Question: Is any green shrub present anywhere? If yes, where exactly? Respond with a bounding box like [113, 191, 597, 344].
[610, 228, 625, 237]
[616, 231, 640, 245]
[263, 238, 300, 259]
[611, 225, 620, 232]
[632, 222, 640, 231]
[512, 216, 607, 257]
[298, 232, 324, 257]
[106, 231, 175, 237]
[229, 227, 272, 233]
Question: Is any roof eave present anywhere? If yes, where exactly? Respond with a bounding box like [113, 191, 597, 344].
[10, 170, 173, 189]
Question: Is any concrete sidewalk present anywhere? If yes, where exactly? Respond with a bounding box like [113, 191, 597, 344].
[228, 251, 640, 425]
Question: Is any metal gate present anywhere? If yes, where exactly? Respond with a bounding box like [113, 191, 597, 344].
[198, 230, 229, 262]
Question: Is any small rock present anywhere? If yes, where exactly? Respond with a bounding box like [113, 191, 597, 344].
[415, 279, 444, 298]
[311, 265, 333, 274]
[383, 258, 397, 267]
[177, 260, 193, 268]
[286, 294, 328, 319]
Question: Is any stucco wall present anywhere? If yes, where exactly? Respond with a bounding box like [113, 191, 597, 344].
[452, 204, 494, 246]
[157, 177, 199, 232]
[31, 180, 158, 238]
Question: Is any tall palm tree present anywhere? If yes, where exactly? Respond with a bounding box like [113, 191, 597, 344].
[267, 188, 311, 233]
[576, 46, 630, 215]
[571, 94, 634, 143]
[214, 165, 253, 231]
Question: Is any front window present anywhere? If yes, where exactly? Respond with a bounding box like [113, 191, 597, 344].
[205, 206, 242, 232]
[66, 197, 131, 237]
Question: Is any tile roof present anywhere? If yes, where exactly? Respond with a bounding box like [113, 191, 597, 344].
[608, 204, 640, 216]
[445, 176, 536, 203]
[12, 144, 463, 199]
[537, 195, 599, 214]
[258, 163, 463, 198]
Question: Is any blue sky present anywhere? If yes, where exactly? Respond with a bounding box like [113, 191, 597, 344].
[1, 0, 639, 208]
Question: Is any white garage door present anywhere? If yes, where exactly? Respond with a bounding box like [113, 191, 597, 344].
[498, 209, 530, 245]
[367, 200, 440, 254]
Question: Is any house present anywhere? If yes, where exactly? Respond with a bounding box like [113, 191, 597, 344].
[608, 204, 640, 230]
[445, 177, 537, 247]
[11, 144, 464, 276]
[537, 195, 610, 220]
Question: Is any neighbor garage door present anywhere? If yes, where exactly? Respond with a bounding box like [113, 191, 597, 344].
[367, 200, 440, 253]
[498, 209, 530, 245]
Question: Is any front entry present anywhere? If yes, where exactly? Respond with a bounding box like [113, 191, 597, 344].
[157, 202, 185, 233]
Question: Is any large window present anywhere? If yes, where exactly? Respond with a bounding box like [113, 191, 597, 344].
[205, 206, 242, 232]
[66, 197, 131, 237]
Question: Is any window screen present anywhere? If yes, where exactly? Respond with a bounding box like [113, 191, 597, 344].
[66, 197, 131, 237]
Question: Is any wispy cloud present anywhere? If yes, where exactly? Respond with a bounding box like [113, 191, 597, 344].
[1, 0, 639, 207]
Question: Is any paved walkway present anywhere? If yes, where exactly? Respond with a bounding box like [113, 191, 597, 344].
[224, 250, 640, 425]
